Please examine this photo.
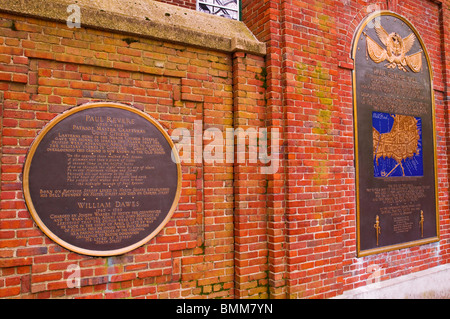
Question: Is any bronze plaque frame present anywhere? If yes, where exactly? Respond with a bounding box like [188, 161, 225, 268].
[352, 11, 439, 257]
[23, 102, 182, 257]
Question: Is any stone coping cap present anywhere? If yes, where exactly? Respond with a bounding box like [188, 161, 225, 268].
[0, 0, 266, 56]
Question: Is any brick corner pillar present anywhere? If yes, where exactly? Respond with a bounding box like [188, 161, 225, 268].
[231, 50, 271, 298]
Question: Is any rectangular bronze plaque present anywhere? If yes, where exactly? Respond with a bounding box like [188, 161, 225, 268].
[353, 12, 439, 256]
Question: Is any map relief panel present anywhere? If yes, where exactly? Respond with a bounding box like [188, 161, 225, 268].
[373, 112, 423, 178]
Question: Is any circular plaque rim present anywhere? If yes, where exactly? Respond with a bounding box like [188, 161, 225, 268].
[23, 102, 182, 257]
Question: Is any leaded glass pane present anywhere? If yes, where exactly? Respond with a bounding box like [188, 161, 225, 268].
[197, 0, 239, 20]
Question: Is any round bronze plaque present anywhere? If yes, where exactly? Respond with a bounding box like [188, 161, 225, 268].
[23, 103, 181, 256]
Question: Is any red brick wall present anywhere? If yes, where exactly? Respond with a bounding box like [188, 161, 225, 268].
[154, 0, 196, 10]
[0, 11, 267, 298]
[241, 0, 289, 299]
[335, 0, 450, 294]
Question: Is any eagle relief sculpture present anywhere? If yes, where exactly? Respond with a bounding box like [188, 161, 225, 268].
[363, 21, 423, 72]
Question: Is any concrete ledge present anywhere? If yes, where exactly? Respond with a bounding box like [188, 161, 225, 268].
[0, 0, 266, 56]
[334, 264, 450, 299]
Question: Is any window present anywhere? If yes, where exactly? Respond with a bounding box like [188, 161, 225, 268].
[197, 0, 240, 20]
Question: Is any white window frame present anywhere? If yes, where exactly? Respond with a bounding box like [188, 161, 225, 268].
[197, 0, 240, 21]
